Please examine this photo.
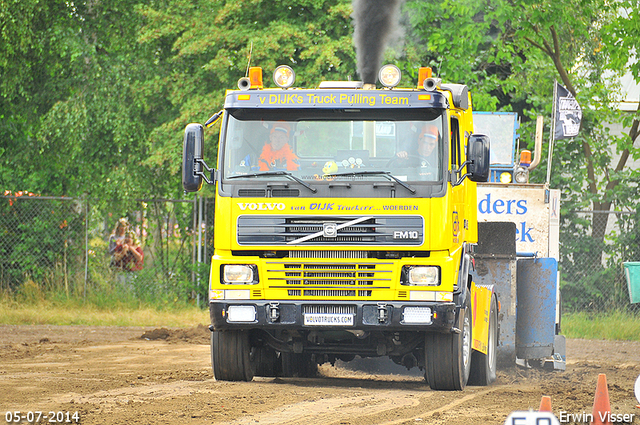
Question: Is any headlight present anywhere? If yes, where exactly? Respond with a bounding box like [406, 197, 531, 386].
[378, 64, 402, 88]
[222, 265, 258, 284]
[403, 266, 440, 286]
[227, 305, 256, 322]
[403, 306, 432, 324]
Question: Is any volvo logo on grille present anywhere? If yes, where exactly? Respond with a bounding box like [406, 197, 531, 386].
[394, 231, 419, 239]
[323, 223, 338, 238]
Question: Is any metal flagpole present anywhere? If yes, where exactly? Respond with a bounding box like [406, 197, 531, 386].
[546, 81, 558, 186]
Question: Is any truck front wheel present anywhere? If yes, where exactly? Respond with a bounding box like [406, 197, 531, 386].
[211, 330, 255, 381]
[425, 294, 472, 390]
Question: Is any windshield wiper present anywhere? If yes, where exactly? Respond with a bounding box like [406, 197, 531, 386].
[227, 171, 317, 193]
[324, 170, 416, 194]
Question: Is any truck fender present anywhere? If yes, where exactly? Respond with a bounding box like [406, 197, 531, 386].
[470, 282, 495, 355]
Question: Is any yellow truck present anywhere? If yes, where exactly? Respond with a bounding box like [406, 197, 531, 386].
[182, 64, 498, 390]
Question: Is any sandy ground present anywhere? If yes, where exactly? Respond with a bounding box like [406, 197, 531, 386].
[1, 325, 639, 424]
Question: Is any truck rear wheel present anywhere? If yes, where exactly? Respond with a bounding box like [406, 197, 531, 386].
[425, 294, 472, 390]
[211, 330, 255, 381]
[254, 346, 280, 377]
[468, 293, 498, 386]
[280, 352, 318, 378]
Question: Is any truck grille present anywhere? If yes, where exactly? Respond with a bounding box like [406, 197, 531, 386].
[266, 260, 393, 298]
[289, 250, 367, 259]
[237, 215, 423, 246]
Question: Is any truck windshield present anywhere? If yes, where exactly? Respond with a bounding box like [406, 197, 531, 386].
[222, 112, 444, 184]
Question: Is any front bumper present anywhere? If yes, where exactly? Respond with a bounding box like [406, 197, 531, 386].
[209, 300, 456, 332]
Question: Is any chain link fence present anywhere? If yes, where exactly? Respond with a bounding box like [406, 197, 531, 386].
[2, 195, 638, 312]
[1, 195, 213, 306]
[1, 196, 86, 297]
[560, 210, 640, 312]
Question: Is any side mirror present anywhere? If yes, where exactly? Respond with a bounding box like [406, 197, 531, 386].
[467, 134, 490, 182]
[182, 123, 204, 192]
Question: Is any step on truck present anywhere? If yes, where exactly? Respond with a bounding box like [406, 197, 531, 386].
[182, 64, 499, 390]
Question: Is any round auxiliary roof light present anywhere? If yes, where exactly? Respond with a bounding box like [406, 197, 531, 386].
[514, 166, 529, 184]
[378, 64, 402, 88]
[273, 65, 296, 88]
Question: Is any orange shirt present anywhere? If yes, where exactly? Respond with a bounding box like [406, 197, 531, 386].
[258, 143, 300, 171]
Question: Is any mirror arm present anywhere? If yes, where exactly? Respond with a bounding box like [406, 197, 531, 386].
[194, 158, 217, 185]
[452, 160, 472, 187]
[205, 110, 223, 128]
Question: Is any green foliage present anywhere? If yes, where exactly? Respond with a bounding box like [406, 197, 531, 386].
[3, 0, 638, 205]
[1, 195, 206, 310]
[2, 0, 640, 311]
[402, 0, 640, 313]
[560, 209, 640, 311]
[562, 310, 640, 341]
[137, 0, 356, 180]
[403, 0, 513, 111]
[0, 197, 85, 292]
[136, 200, 208, 303]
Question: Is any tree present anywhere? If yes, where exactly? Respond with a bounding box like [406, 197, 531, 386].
[0, 0, 75, 191]
[0, 0, 160, 204]
[403, 0, 639, 310]
[403, 0, 516, 111]
[511, 0, 640, 241]
[404, 0, 640, 217]
[137, 0, 357, 180]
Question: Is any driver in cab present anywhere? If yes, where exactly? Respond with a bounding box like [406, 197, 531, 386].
[396, 124, 439, 168]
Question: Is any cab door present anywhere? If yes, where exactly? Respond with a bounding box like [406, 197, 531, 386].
[449, 112, 465, 248]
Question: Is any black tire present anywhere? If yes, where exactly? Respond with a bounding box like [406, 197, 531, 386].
[425, 292, 472, 390]
[211, 330, 255, 381]
[468, 293, 498, 386]
[280, 352, 318, 378]
[254, 346, 280, 377]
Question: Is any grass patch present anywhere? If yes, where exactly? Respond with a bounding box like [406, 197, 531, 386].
[562, 310, 640, 341]
[0, 276, 209, 327]
[0, 297, 208, 327]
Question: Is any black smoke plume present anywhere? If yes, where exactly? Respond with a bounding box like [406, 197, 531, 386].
[352, 0, 404, 84]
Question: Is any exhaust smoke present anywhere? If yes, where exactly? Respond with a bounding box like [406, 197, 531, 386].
[352, 0, 405, 84]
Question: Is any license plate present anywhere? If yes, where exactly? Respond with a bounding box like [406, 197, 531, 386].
[304, 313, 354, 326]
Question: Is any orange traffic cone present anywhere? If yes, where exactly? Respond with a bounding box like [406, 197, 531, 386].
[590, 374, 612, 425]
[539, 396, 552, 412]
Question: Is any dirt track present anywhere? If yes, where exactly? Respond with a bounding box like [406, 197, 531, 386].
[1, 325, 639, 424]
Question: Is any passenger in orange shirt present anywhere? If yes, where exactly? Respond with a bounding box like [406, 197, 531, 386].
[258, 122, 300, 171]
